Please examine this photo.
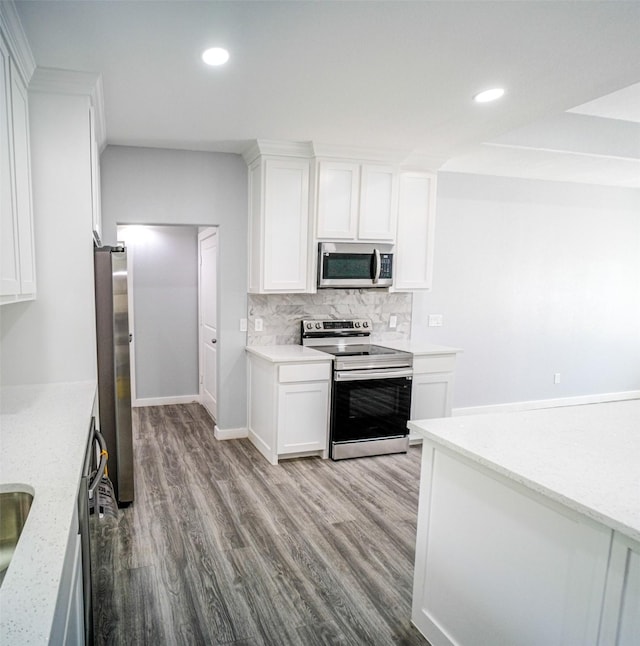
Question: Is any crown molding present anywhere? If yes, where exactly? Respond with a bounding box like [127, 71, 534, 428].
[30, 67, 100, 96]
[241, 139, 448, 171]
[30, 68, 107, 149]
[242, 139, 314, 164]
[311, 142, 410, 165]
[0, 1, 36, 84]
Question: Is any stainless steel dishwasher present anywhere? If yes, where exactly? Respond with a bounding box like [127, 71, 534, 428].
[78, 418, 108, 646]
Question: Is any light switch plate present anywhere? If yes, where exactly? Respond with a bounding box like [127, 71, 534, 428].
[428, 314, 443, 327]
[239, 318, 247, 332]
[389, 315, 397, 329]
[254, 318, 263, 332]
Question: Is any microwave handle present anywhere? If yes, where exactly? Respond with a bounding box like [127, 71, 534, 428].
[372, 248, 381, 284]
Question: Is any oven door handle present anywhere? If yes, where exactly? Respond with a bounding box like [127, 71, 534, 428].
[335, 368, 413, 381]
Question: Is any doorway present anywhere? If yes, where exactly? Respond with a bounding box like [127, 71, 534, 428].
[116, 224, 218, 418]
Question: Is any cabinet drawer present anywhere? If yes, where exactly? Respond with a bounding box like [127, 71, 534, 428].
[279, 362, 331, 383]
[413, 354, 456, 374]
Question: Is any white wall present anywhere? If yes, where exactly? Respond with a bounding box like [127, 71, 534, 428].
[0, 91, 97, 386]
[100, 146, 247, 430]
[413, 172, 640, 409]
[119, 225, 199, 401]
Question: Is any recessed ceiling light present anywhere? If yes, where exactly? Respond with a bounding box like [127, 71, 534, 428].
[202, 47, 230, 66]
[473, 88, 505, 103]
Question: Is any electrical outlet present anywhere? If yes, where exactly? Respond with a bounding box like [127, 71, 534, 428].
[389, 315, 397, 329]
[254, 318, 263, 332]
[428, 314, 443, 327]
[554, 373, 561, 384]
[239, 318, 247, 332]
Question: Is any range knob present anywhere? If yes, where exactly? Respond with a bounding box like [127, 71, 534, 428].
[363, 321, 369, 328]
[306, 322, 313, 330]
[315, 322, 322, 329]
[355, 322, 361, 328]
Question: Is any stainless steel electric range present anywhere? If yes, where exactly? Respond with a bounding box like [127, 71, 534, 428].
[301, 319, 413, 460]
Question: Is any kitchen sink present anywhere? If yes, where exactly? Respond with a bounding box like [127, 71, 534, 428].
[0, 491, 33, 586]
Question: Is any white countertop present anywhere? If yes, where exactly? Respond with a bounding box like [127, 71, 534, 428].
[247, 341, 461, 362]
[246, 345, 332, 363]
[0, 381, 97, 645]
[381, 340, 462, 355]
[409, 400, 640, 543]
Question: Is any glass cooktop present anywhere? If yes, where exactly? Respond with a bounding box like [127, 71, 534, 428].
[312, 344, 400, 358]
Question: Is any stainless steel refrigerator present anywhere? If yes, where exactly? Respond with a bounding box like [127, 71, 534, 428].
[94, 245, 134, 505]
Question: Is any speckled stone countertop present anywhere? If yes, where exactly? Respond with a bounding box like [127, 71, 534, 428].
[409, 400, 640, 543]
[0, 381, 97, 645]
[380, 340, 462, 355]
[246, 345, 332, 363]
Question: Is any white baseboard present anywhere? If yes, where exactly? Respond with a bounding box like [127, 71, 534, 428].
[214, 425, 248, 440]
[452, 390, 640, 417]
[132, 395, 200, 408]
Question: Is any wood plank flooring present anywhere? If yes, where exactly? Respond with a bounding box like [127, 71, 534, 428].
[92, 404, 429, 646]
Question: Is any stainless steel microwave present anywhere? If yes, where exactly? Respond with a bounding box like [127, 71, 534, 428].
[317, 242, 394, 288]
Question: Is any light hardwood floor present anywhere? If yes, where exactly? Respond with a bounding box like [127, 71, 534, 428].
[92, 404, 429, 646]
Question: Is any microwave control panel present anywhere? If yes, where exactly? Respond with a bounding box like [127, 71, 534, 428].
[380, 253, 393, 278]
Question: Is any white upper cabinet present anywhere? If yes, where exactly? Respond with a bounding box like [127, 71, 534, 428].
[88, 105, 102, 239]
[316, 160, 397, 242]
[315, 161, 359, 239]
[247, 151, 311, 293]
[0, 30, 36, 305]
[394, 171, 437, 291]
[358, 165, 397, 240]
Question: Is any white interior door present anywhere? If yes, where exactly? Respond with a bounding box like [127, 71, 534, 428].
[199, 228, 218, 420]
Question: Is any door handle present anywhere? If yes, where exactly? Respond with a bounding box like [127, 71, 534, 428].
[372, 248, 381, 284]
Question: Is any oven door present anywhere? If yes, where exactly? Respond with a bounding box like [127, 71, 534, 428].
[331, 369, 412, 458]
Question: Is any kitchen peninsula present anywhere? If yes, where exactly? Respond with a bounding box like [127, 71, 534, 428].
[409, 400, 640, 646]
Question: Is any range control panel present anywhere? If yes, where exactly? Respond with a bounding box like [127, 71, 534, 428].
[301, 319, 372, 337]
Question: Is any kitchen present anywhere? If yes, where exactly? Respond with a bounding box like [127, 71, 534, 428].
[1, 1, 640, 645]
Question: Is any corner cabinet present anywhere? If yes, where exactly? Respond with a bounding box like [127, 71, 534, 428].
[247, 153, 312, 293]
[247, 352, 331, 464]
[315, 160, 397, 242]
[0, 33, 36, 305]
[393, 171, 437, 291]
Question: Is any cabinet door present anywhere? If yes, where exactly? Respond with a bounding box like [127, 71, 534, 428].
[89, 105, 102, 238]
[10, 59, 35, 296]
[263, 158, 310, 292]
[599, 532, 640, 645]
[316, 160, 359, 239]
[0, 38, 20, 297]
[358, 165, 397, 241]
[411, 372, 454, 421]
[395, 172, 436, 290]
[63, 534, 85, 646]
[277, 381, 329, 454]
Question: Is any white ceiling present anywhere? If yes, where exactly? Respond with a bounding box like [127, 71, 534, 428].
[14, 0, 640, 186]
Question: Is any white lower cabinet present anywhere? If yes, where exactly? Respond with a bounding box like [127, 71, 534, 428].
[413, 443, 640, 646]
[277, 381, 329, 454]
[410, 353, 456, 442]
[248, 354, 331, 464]
[50, 524, 84, 645]
[599, 532, 640, 645]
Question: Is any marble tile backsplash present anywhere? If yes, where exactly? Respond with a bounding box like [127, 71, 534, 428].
[247, 291, 413, 345]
